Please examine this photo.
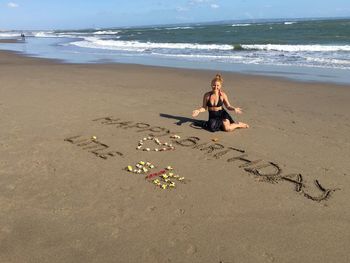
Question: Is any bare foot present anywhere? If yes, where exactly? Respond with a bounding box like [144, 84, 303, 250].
[238, 122, 249, 128]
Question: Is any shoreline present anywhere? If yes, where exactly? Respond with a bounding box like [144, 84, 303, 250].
[0, 39, 21, 43]
[1, 37, 350, 85]
[1, 48, 349, 262]
[1, 47, 350, 88]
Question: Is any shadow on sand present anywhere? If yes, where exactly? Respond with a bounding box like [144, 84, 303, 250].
[159, 113, 206, 130]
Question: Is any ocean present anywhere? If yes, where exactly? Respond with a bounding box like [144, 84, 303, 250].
[1, 18, 350, 84]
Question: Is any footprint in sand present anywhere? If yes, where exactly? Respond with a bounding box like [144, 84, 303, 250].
[186, 244, 197, 255]
[144, 248, 163, 263]
[216, 245, 235, 263]
[262, 252, 275, 262]
[119, 186, 132, 191]
[167, 238, 177, 248]
[178, 194, 187, 200]
[111, 227, 120, 239]
[175, 208, 185, 216]
[125, 196, 134, 202]
[181, 224, 192, 231]
[146, 206, 157, 212]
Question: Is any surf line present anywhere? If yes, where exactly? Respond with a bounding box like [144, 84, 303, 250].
[92, 116, 338, 202]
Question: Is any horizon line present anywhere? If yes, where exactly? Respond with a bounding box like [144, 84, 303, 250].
[1, 15, 350, 31]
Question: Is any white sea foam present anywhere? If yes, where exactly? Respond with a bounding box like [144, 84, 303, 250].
[33, 31, 56, 37]
[33, 31, 84, 38]
[94, 30, 120, 35]
[151, 52, 245, 60]
[242, 44, 350, 52]
[69, 38, 233, 51]
[0, 32, 20, 37]
[284, 22, 296, 25]
[305, 57, 350, 65]
[56, 32, 90, 35]
[231, 24, 251, 27]
[164, 26, 193, 30]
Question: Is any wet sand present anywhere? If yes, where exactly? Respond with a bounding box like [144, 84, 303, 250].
[0, 39, 21, 43]
[0, 49, 349, 263]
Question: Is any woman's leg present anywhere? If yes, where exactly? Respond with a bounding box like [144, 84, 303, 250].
[222, 119, 249, 132]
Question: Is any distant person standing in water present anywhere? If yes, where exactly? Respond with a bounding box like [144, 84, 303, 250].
[20, 33, 25, 40]
[192, 74, 249, 132]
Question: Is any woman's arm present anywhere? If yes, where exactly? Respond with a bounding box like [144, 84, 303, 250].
[222, 92, 243, 114]
[192, 93, 208, 117]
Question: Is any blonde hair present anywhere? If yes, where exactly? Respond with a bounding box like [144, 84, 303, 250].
[211, 73, 223, 86]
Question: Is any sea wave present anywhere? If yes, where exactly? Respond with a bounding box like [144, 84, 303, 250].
[0, 32, 21, 37]
[69, 38, 233, 51]
[33, 31, 85, 38]
[241, 44, 350, 52]
[231, 24, 251, 27]
[151, 52, 245, 60]
[33, 31, 56, 38]
[164, 26, 193, 30]
[93, 30, 120, 35]
[56, 32, 91, 35]
[305, 57, 350, 65]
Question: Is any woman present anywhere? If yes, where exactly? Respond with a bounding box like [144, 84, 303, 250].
[192, 74, 249, 132]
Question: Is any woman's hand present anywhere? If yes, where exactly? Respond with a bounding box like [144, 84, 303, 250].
[192, 109, 200, 117]
[234, 107, 243, 114]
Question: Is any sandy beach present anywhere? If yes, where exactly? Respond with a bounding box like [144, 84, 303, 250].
[0, 49, 349, 263]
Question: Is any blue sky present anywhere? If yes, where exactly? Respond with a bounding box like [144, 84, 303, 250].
[1, 0, 350, 30]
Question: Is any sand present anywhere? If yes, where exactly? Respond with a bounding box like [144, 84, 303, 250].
[0, 49, 349, 263]
[0, 39, 21, 44]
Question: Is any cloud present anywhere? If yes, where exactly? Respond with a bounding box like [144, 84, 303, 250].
[188, 0, 220, 9]
[178, 0, 218, 12]
[7, 2, 19, 8]
[176, 6, 189, 12]
[189, 0, 212, 5]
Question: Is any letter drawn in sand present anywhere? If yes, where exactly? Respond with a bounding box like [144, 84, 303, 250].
[175, 136, 200, 147]
[91, 116, 340, 203]
[147, 127, 171, 137]
[109, 120, 133, 128]
[92, 116, 113, 122]
[64, 135, 123, 160]
[244, 162, 282, 183]
[192, 142, 210, 150]
[212, 147, 245, 159]
[281, 174, 304, 192]
[64, 135, 87, 144]
[200, 143, 225, 154]
[302, 180, 337, 202]
[83, 141, 108, 150]
[227, 154, 262, 168]
[136, 126, 164, 133]
[94, 117, 133, 128]
[123, 122, 150, 130]
[94, 117, 122, 125]
[96, 151, 124, 159]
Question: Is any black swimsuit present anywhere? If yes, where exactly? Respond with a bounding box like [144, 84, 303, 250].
[206, 93, 235, 132]
[207, 93, 224, 107]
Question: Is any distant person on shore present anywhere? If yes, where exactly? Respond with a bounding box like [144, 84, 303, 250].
[192, 73, 249, 132]
[20, 33, 25, 40]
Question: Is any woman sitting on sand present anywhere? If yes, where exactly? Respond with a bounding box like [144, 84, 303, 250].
[192, 74, 249, 132]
